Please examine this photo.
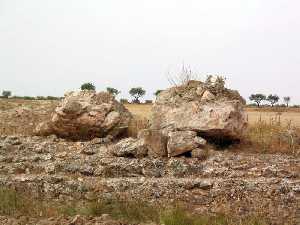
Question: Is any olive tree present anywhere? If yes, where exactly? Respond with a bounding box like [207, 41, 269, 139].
[2, 90, 11, 98]
[129, 87, 146, 103]
[81, 82, 95, 91]
[267, 94, 280, 107]
[249, 94, 266, 107]
[106, 87, 120, 96]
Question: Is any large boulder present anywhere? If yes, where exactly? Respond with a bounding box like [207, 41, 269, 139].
[141, 79, 247, 157]
[151, 100, 246, 140]
[151, 80, 247, 141]
[35, 91, 132, 140]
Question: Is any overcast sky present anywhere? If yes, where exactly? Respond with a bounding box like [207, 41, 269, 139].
[0, 0, 299, 104]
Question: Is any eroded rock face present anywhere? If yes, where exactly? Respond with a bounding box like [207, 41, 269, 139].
[152, 80, 247, 140]
[35, 91, 132, 140]
[152, 100, 247, 140]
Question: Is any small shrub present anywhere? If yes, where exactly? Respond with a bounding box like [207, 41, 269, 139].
[36, 96, 46, 100]
[11, 96, 23, 99]
[46, 96, 60, 100]
[23, 96, 35, 100]
[167, 64, 198, 86]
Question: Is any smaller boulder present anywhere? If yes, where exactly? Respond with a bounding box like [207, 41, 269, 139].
[167, 131, 206, 157]
[111, 138, 148, 158]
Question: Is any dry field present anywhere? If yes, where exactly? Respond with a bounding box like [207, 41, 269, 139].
[1, 99, 300, 129]
[1, 99, 300, 133]
[125, 103, 300, 127]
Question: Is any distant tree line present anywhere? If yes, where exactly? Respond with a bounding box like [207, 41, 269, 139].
[81, 82, 148, 104]
[249, 94, 292, 107]
[1, 83, 162, 104]
[2, 83, 297, 107]
[0, 90, 61, 100]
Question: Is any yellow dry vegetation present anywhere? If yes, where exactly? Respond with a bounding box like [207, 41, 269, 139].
[125, 103, 300, 128]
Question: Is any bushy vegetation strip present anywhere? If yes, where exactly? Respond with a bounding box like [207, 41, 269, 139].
[0, 187, 268, 225]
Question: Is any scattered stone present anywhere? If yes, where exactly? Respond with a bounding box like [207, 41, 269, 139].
[111, 138, 148, 158]
[69, 215, 83, 225]
[90, 135, 113, 145]
[0, 135, 298, 225]
[167, 131, 199, 157]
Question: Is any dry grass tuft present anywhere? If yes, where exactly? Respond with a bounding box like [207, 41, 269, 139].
[160, 206, 267, 225]
[0, 187, 58, 217]
[0, 187, 269, 225]
[127, 115, 149, 138]
[240, 114, 300, 155]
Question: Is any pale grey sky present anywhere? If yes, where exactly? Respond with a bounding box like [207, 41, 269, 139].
[0, 0, 300, 104]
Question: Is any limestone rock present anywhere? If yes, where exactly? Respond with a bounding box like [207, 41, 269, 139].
[152, 80, 247, 142]
[35, 91, 132, 140]
[167, 131, 206, 157]
[111, 138, 148, 158]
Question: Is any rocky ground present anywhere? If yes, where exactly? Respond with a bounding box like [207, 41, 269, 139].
[0, 82, 300, 225]
[0, 135, 299, 224]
